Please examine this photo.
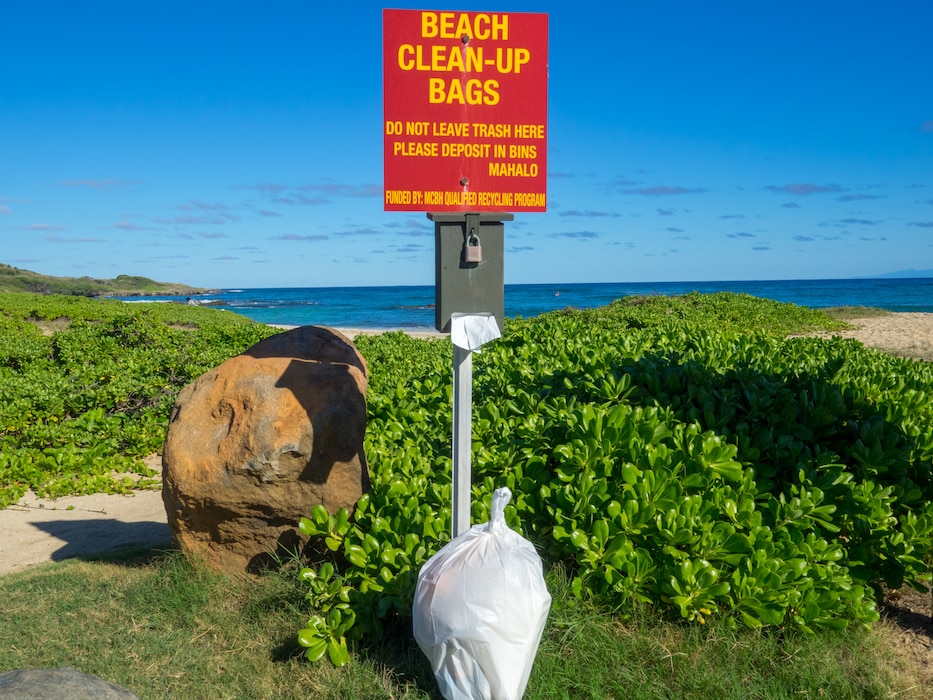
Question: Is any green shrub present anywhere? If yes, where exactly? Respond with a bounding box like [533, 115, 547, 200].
[0, 293, 277, 506]
[297, 295, 932, 661]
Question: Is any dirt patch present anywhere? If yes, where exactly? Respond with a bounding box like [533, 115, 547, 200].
[28, 316, 72, 335]
[879, 585, 933, 693]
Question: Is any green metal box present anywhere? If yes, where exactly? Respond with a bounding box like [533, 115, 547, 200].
[430, 212, 512, 333]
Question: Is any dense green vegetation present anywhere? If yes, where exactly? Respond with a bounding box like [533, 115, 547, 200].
[298, 292, 932, 662]
[0, 292, 277, 505]
[0, 263, 207, 296]
[0, 289, 929, 697]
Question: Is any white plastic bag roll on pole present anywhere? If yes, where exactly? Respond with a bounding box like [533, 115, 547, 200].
[412, 487, 551, 700]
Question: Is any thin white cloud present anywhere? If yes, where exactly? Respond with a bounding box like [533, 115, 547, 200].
[298, 182, 381, 198]
[819, 218, 878, 227]
[273, 193, 329, 206]
[383, 218, 433, 236]
[61, 179, 137, 190]
[246, 183, 289, 194]
[623, 185, 707, 196]
[111, 221, 155, 231]
[766, 183, 847, 196]
[43, 235, 106, 243]
[270, 233, 329, 241]
[550, 231, 599, 239]
[837, 193, 886, 202]
[21, 224, 66, 231]
[559, 209, 620, 218]
[0, 205, 11, 215]
[177, 201, 236, 213]
[245, 181, 381, 206]
[333, 226, 382, 236]
[155, 215, 237, 225]
[157, 201, 241, 225]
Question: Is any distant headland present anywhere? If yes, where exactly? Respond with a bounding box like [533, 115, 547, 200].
[0, 264, 212, 297]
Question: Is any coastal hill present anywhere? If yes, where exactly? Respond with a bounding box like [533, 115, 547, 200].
[0, 264, 209, 297]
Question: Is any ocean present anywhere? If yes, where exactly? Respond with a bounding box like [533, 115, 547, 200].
[124, 278, 933, 330]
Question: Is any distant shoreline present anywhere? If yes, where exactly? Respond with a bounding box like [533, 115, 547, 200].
[272, 324, 446, 339]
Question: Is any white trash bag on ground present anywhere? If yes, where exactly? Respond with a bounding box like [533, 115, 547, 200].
[412, 487, 551, 700]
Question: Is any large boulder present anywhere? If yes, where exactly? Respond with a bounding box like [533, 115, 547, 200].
[162, 325, 369, 574]
[0, 668, 141, 699]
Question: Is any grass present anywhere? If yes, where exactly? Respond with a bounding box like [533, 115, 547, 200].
[0, 549, 923, 700]
[822, 305, 893, 321]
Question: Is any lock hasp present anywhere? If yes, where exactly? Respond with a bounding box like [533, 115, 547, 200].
[431, 212, 511, 333]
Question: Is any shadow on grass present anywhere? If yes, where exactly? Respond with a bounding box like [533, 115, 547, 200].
[352, 618, 441, 699]
[880, 583, 933, 642]
[76, 541, 178, 568]
[258, 567, 440, 696]
[29, 518, 171, 564]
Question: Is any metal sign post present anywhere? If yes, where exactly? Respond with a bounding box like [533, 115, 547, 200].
[451, 344, 472, 537]
[431, 213, 508, 537]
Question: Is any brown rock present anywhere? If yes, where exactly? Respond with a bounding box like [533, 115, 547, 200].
[162, 325, 369, 575]
[0, 667, 142, 699]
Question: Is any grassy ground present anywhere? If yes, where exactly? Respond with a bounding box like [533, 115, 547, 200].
[0, 547, 924, 700]
[822, 305, 893, 321]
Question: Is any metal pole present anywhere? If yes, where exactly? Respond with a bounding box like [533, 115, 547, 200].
[451, 344, 472, 538]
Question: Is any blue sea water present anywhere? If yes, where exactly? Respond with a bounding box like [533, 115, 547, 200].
[123, 278, 933, 330]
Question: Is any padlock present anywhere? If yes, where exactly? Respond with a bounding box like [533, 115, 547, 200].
[464, 230, 483, 263]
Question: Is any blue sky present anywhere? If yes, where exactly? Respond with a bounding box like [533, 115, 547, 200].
[2, 1, 932, 289]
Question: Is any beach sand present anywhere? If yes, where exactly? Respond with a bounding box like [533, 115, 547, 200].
[806, 312, 933, 362]
[271, 324, 446, 340]
[1, 314, 931, 576]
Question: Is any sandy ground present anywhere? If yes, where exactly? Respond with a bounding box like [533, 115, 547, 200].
[1, 316, 930, 578]
[0, 488, 170, 574]
[807, 312, 933, 361]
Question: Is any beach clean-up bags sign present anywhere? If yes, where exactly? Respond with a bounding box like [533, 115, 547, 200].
[383, 9, 549, 213]
[412, 487, 551, 699]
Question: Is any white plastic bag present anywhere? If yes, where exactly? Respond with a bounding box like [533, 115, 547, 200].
[412, 487, 551, 700]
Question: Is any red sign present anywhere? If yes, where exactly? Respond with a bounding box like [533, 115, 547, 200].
[383, 9, 548, 213]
